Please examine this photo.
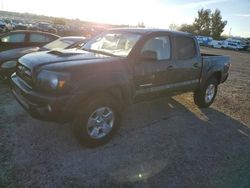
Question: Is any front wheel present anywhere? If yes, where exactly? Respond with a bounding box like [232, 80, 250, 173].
[194, 77, 218, 108]
[73, 95, 121, 147]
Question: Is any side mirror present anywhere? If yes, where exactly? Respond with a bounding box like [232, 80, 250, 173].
[141, 50, 157, 61]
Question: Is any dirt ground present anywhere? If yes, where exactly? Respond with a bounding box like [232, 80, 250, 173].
[0, 47, 250, 188]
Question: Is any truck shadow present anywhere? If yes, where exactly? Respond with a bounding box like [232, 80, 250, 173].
[101, 95, 250, 188]
[2, 87, 250, 187]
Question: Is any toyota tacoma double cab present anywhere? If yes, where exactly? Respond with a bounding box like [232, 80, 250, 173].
[11, 28, 230, 147]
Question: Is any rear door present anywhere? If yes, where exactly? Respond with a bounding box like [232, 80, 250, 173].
[172, 36, 202, 91]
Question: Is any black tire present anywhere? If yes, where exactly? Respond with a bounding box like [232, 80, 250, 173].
[194, 77, 218, 108]
[73, 94, 121, 148]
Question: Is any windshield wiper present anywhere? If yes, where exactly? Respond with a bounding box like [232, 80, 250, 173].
[82, 48, 121, 57]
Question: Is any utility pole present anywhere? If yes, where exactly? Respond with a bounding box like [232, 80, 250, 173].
[229, 27, 232, 37]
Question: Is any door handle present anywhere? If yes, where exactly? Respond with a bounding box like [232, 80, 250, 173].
[193, 63, 199, 68]
[140, 83, 153, 87]
[167, 65, 173, 70]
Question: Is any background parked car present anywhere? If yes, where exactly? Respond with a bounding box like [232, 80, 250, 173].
[197, 36, 249, 51]
[210, 40, 223, 49]
[0, 19, 6, 33]
[222, 40, 244, 50]
[222, 38, 247, 50]
[196, 36, 213, 46]
[0, 36, 87, 80]
[14, 24, 28, 30]
[33, 22, 57, 34]
[0, 30, 59, 52]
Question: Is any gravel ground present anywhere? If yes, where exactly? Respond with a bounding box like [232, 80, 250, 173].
[0, 47, 250, 188]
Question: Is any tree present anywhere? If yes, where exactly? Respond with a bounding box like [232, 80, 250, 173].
[193, 8, 211, 35]
[179, 24, 196, 34]
[210, 9, 227, 39]
[179, 8, 227, 38]
[168, 23, 179, 31]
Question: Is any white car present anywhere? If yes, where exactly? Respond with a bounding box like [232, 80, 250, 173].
[196, 36, 213, 46]
[222, 41, 244, 50]
[210, 40, 223, 49]
[223, 38, 248, 50]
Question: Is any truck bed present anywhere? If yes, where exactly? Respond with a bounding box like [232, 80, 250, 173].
[200, 52, 230, 84]
[201, 53, 224, 56]
[201, 53, 230, 64]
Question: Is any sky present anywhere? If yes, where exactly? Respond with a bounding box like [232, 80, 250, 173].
[1, 0, 250, 37]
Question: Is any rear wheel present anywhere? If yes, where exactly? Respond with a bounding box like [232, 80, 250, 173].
[73, 95, 121, 147]
[194, 77, 218, 108]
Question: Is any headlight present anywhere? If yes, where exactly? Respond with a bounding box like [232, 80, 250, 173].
[1, 60, 17, 69]
[36, 70, 71, 91]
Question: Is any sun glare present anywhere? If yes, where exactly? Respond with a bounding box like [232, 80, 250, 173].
[4, 0, 187, 28]
[67, 0, 188, 28]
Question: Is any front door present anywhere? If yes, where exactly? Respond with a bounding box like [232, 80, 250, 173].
[134, 35, 177, 96]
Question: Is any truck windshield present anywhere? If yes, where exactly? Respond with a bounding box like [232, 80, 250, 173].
[82, 32, 141, 57]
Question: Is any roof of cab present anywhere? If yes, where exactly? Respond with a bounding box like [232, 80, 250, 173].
[108, 28, 193, 36]
[58, 36, 86, 41]
[0, 30, 60, 38]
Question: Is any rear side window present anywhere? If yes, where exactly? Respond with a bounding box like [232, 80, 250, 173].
[175, 37, 196, 59]
[45, 35, 55, 42]
[1, 33, 25, 43]
[44, 35, 56, 42]
[30, 34, 46, 42]
[30, 34, 53, 43]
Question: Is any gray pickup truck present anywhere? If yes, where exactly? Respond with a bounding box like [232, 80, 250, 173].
[11, 28, 230, 147]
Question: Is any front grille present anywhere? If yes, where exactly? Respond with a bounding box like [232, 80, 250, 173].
[16, 63, 33, 87]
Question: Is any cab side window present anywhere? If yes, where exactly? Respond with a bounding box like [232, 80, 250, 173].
[44, 35, 54, 42]
[176, 37, 196, 59]
[1, 33, 25, 43]
[30, 34, 47, 42]
[141, 36, 171, 60]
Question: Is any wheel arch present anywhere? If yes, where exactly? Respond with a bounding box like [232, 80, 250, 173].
[208, 71, 222, 83]
[67, 84, 132, 114]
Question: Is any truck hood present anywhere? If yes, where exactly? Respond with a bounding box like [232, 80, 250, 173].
[19, 49, 118, 69]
